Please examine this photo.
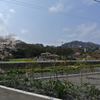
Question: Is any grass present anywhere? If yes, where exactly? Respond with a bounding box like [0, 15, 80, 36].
[3, 66, 75, 73]
[10, 58, 100, 61]
[4, 64, 100, 74]
[9, 58, 34, 61]
[4, 58, 100, 73]
[77, 57, 100, 60]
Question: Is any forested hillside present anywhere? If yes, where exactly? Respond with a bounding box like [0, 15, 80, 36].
[12, 40, 74, 58]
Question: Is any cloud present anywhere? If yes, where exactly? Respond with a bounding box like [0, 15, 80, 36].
[0, 6, 16, 36]
[59, 23, 100, 44]
[82, 0, 95, 5]
[0, 13, 7, 26]
[92, 30, 100, 38]
[0, 13, 9, 36]
[49, 0, 73, 13]
[20, 29, 28, 34]
[62, 23, 97, 39]
[59, 0, 67, 3]
[68, 33, 77, 38]
[0, 27, 9, 36]
[63, 28, 71, 31]
[77, 23, 97, 38]
[58, 39, 67, 43]
[66, 5, 72, 11]
[49, 3, 64, 12]
[9, 9, 15, 13]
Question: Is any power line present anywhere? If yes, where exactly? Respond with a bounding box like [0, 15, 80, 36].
[0, 0, 48, 11]
[0, 0, 100, 23]
[94, 0, 100, 2]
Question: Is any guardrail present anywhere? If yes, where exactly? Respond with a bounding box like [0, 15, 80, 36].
[0, 60, 100, 63]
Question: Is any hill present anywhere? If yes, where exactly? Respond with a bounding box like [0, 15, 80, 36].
[15, 40, 44, 48]
[62, 41, 100, 50]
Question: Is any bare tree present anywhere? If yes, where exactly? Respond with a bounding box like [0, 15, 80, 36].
[0, 34, 16, 61]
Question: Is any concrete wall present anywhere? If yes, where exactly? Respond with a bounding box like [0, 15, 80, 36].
[0, 61, 100, 69]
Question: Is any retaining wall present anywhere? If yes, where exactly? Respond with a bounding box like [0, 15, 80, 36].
[0, 61, 100, 69]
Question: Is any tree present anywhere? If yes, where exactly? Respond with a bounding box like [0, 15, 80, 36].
[0, 34, 16, 60]
[92, 50, 100, 59]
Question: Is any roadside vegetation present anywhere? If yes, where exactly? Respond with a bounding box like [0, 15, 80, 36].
[0, 60, 100, 100]
[3, 63, 100, 74]
[0, 73, 100, 100]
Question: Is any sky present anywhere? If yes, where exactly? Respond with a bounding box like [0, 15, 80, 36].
[0, 0, 100, 46]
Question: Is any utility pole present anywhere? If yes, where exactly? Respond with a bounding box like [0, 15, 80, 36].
[61, 41, 63, 56]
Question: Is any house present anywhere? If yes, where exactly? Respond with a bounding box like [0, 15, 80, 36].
[48, 54, 58, 59]
[86, 55, 91, 58]
[41, 52, 58, 59]
[41, 52, 50, 57]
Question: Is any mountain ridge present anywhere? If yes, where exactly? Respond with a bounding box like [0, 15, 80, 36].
[15, 40, 100, 49]
[62, 40, 100, 49]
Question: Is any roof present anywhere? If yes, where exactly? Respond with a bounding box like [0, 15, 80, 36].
[48, 54, 58, 57]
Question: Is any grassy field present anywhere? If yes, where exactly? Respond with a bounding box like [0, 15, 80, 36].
[4, 63, 100, 74]
[9, 58, 34, 61]
[3, 66, 78, 73]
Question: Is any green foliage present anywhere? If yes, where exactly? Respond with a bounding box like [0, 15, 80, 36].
[4, 63, 100, 74]
[92, 50, 100, 59]
[0, 75, 4, 81]
[24, 77, 29, 82]
[32, 79, 43, 89]
[0, 73, 100, 100]
[10, 58, 34, 61]
[12, 43, 75, 58]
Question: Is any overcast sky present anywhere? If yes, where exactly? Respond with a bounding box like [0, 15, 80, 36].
[0, 0, 100, 46]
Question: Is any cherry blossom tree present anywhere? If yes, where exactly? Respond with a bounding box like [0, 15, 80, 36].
[0, 34, 16, 61]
